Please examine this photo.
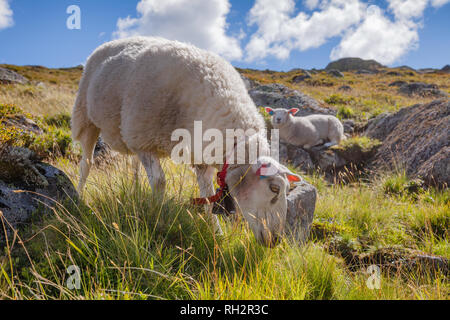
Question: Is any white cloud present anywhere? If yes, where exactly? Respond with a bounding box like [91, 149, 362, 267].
[331, 5, 419, 65]
[245, 0, 365, 62]
[0, 0, 13, 30]
[304, 0, 320, 10]
[245, 0, 450, 65]
[114, 0, 242, 61]
[388, 0, 429, 20]
[431, 0, 450, 7]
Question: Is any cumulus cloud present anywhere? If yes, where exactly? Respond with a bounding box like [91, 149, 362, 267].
[245, 0, 449, 65]
[0, 0, 13, 30]
[114, 0, 242, 61]
[431, 0, 450, 7]
[330, 5, 419, 65]
[245, 0, 365, 61]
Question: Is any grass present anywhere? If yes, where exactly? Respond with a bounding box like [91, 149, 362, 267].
[0, 64, 448, 300]
[0, 157, 448, 300]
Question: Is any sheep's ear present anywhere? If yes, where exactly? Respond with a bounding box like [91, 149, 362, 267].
[289, 108, 299, 115]
[265, 107, 274, 116]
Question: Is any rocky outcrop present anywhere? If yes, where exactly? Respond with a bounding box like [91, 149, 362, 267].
[0, 146, 77, 244]
[365, 99, 450, 187]
[248, 82, 335, 116]
[441, 65, 450, 73]
[327, 69, 344, 78]
[326, 58, 384, 72]
[398, 82, 447, 98]
[0, 67, 29, 84]
[285, 182, 317, 244]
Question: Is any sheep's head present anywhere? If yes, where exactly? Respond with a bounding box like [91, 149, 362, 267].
[226, 156, 301, 247]
[265, 108, 299, 128]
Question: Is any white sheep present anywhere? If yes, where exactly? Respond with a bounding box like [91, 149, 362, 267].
[71, 37, 301, 247]
[266, 108, 346, 149]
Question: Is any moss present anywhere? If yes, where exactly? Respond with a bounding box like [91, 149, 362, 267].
[334, 136, 381, 153]
[325, 94, 354, 105]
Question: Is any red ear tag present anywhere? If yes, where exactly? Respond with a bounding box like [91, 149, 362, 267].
[287, 174, 301, 183]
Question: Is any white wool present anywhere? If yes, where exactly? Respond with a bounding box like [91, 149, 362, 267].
[71, 37, 302, 247]
[72, 36, 265, 157]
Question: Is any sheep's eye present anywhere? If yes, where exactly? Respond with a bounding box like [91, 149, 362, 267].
[270, 184, 280, 194]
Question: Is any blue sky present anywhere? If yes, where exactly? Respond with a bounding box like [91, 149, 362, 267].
[0, 0, 449, 70]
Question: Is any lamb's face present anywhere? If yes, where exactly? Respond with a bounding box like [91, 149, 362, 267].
[229, 157, 301, 247]
[265, 108, 299, 128]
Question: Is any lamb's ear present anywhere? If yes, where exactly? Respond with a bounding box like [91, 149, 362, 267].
[289, 108, 299, 116]
[265, 107, 274, 116]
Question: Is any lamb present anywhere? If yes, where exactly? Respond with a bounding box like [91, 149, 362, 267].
[266, 108, 346, 149]
[71, 37, 301, 247]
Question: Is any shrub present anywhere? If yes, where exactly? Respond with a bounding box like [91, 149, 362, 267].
[325, 94, 354, 105]
[337, 106, 355, 119]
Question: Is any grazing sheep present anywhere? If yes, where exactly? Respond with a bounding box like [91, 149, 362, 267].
[266, 108, 346, 149]
[72, 37, 301, 247]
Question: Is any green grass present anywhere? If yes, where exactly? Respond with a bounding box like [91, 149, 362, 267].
[0, 65, 448, 300]
[0, 159, 448, 300]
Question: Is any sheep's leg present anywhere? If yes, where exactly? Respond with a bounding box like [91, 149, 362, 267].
[77, 125, 100, 195]
[131, 155, 141, 185]
[194, 166, 223, 235]
[138, 152, 166, 196]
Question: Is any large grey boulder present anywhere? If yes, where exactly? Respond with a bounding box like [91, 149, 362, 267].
[248, 83, 335, 116]
[285, 181, 317, 244]
[0, 67, 29, 84]
[0, 146, 77, 244]
[325, 58, 384, 72]
[365, 99, 450, 187]
[327, 69, 344, 78]
[398, 82, 447, 98]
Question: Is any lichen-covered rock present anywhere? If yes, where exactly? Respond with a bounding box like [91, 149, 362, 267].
[398, 82, 447, 98]
[0, 67, 29, 84]
[327, 69, 344, 78]
[0, 146, 77, 244]
[285, 181, 317, 244]
[365, 99, 450, 187]
[325, 58, 384, 72]
[279, 142, 314, 172]
[248, 83, 335, 116]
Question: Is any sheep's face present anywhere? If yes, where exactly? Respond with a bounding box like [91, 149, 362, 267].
[228, 157, 301, 247]
[265, 108, 299, 128]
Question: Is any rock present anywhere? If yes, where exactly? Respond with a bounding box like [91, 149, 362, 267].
[389, 80, 408, 87]
[292, 71, 312, 83]
[285, 181, 317, 244]
[327, 69, 344, 78]
[342, 119, 355, 134]
[386, 71, 401, 76]
[418, 68, 438, 74]
[441, 65, 450, 73]
[356, 69, 377, 75]
[398, 82, 447, 98]
[326, 58, 384, 72]
[248, 83, 335, 116]
[0, 67, 29, 85]
[365, 99, 450, 187]
[279, 142, 314, 172]
[0, 146, 77, 244]
[240, 75, 260, 91]
[338, 85, 352, 92]
[308, 146, 348, 172]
